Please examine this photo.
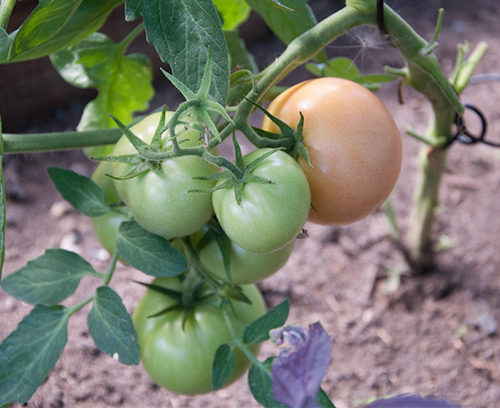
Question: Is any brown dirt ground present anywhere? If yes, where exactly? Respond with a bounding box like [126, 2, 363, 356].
[2, 1, 500, 407]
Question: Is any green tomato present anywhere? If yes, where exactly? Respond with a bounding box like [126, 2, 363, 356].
[192, 229, 295, 284]
[133, 277, 266, 395]
[91, 160, 128, 256]
[111, 112, 218, 239]
[91, 160, 121, 205]
[212, 149, 310, 253]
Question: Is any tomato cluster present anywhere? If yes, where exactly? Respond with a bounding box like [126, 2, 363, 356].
[90, 78, 401, 395]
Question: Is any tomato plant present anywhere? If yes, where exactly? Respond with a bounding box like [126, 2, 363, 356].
[111, 111, 218, 239]
[192, 228, 295, 285]
[132, 277, 266, 395]
[261, 77, 403, 226]
[0, 0, 488, 406]
[212, 148, 310, 253]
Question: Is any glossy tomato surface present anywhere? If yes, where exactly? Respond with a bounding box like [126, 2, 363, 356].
[111, 112, 218, 239]
[262, 77, 402, 226]
[133, 277, 266, 395]
[192, 229, 295, 284]
[212, 148, 310, 253]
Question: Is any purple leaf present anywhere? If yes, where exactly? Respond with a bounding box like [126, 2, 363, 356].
[364, 395, 462, 408]
[271, 322, 332, 408]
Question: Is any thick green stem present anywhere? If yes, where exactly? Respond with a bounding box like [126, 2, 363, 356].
[234, 6, 374, 145]
[2, 128, 123, 154]
[407, 42, 487, 271]
[408, 110, 453, 270]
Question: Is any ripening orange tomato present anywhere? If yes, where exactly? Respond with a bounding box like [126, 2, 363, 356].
[261, 77, 402, 226]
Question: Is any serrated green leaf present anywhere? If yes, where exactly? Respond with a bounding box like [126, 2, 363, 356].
[243, 300, 289, 345]
[48, 167, 111, 217]
[211, 344, 235, 390]
[141, 0, 229, 105]
[244, 0, 324, 60]
[0, 249, 98, 305]
[9, 0, 122, 62]
[116, 221, 188, 277]
[87, 286, 140, 365]
[50, 32, 154, 132]
[248, 358, 288, 408]
[225, 30, 258, 73]
[124, 0, 143, 21]
[0, 305, 69, 405]
[213, 0, 251, 30]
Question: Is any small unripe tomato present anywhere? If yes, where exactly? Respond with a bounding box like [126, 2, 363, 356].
[261, 77, 402, 226]
[111, 112, 218, 239]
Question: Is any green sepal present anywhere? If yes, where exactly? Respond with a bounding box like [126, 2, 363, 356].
[245, 97, 295, 138]
[161, 68, 197, 101]
[216, 233, 232, 282]
[105, 161, 158, 181]
[133, 280, 183, 304]
[150, 106, 168, 151]
[109, 114, 150, 154]
[161, 50, 234, 143]
[218, 284, 252, 305]
[147, 304, 184, 319]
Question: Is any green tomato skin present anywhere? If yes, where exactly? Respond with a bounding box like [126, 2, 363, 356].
[212, 149, 311, 253]
[91, 160, 121, 205]
[91, 160, 127, 257]
[133, 278, 266, 395]
[193, 230, 295, 284]
[91, 211, 128, 255]
[111, 112, 218, 239]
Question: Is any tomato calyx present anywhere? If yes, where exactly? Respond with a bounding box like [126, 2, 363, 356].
[135, 279, 215, 330]
[191, 134, 280, 206]
[162, 49, 234, 144]
[249, 99, 312, 167]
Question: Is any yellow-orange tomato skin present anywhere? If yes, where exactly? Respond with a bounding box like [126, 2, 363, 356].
[261, 77, 402, 226]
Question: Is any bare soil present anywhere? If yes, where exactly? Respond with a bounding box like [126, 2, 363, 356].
[2, 1, 500, 407]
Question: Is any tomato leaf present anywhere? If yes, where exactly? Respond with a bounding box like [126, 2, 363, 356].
[0, 249, 99, 306]
[248, 358, 288, 408]
[270, 323, 333, 408]
[364, 395, 461, 408]
[244, 0, 325, 62]
[141, 0, 229, 105]
[0, 305, 69, 405]
[48, 167, 111, 217]
[9, 0, 122, 62]
[50, 32, 154, 132]
[116, 221, 188, 277]
[211, 343, 235, 391]
[225, 30, 258, 73]
[87, 286, 140, 366]
[243, 299, 290, 345]
[124, 0, 143, 21]
[213, 0, 251, 30]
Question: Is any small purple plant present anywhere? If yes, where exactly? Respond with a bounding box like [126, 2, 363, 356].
[270, 322, 332, 408]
